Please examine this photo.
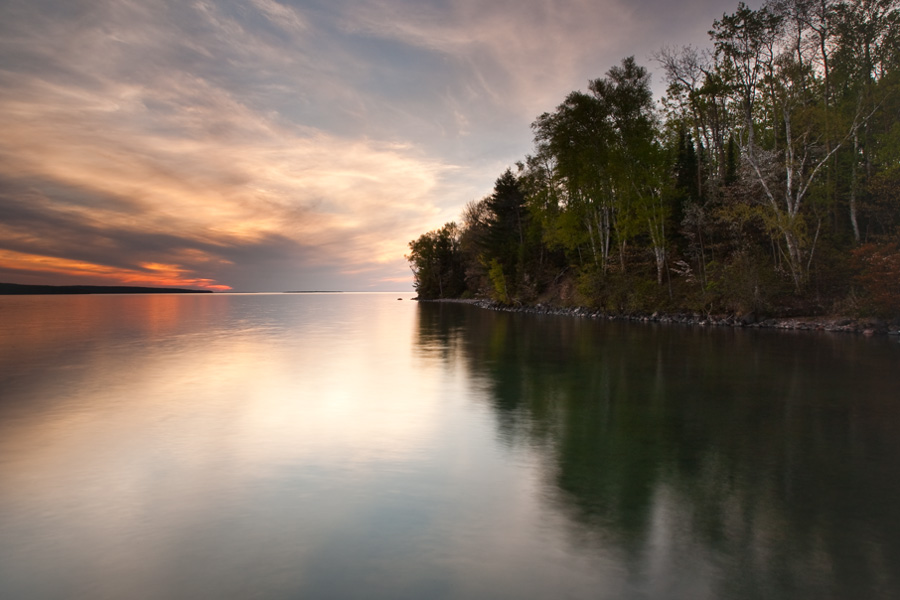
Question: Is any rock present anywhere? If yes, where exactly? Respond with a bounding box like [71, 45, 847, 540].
[856, 318, 888, 334]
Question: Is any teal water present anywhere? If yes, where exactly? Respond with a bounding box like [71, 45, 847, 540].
[1, 293, 898, 599]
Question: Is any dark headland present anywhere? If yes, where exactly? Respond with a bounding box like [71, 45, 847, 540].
[0, 282, 212, 295]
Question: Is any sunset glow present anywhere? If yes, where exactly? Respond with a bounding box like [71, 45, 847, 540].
[0, 0, 745, 291]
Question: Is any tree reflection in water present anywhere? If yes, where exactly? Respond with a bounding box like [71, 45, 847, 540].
[416, 302, 900, 599]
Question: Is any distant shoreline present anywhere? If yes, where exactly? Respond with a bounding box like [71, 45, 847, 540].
[0, 282, 212, 295]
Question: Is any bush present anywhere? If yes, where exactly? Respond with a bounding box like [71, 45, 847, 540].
[488, 259, 510, 304]
[851, 242, 900, 317]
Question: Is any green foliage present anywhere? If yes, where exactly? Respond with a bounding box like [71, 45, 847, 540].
[406, 223, 467, 299]
[406, 0, 900, 317]
[487, 259, 510, 304]
[485, 169, 529, 288]
[577, 268, 672, 314]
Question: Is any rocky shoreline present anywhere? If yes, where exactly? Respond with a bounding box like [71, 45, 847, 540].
[419, 298, 900, 337]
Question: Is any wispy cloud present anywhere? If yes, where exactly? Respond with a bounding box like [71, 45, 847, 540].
[0, 71, 453, 288]
[0, 0, 465, 290]
[337, 0, 640, 116]
[0, 0, 752, 290]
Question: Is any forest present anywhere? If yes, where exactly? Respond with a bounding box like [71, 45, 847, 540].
[406, 0, 900, 318]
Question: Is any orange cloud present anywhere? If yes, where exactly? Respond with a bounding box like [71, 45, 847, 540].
[0, 250, 231, 291]
[0, 66, 461, 290]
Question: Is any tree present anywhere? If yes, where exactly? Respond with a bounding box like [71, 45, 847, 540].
[532, 90, 616, 272]
[483, 169, 531, 301]
[405, 1, 900, 316]
[711, 2, 783, 152]
[531, 57, 672, 286]
[831, 0, 900, 242]
[407, 223, 466, 299]
[592, 57, 672, 286]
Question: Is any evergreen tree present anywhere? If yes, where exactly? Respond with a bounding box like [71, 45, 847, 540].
[484, 169, 530, 302]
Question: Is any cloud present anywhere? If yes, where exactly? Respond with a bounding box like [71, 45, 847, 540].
[339, 0, 634, 108]
[331, 0, 766, 121]
[0, 0, 473, 290]
[0, 69, 453, 289]
[249, 0, 310, 34]
[0, 0, 759, 290]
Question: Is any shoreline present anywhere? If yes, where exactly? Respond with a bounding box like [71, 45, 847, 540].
[417, 298, 900, 337]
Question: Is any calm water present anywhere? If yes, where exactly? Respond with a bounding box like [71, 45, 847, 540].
[1, 293, 899, 599]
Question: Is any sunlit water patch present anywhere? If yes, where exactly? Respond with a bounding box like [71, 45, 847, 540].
[1, 293, 899, 599]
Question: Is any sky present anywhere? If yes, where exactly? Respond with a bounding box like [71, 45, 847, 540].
[0, 0, 758, 292]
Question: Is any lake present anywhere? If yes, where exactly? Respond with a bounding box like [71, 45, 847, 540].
[1, 292, 899, 599]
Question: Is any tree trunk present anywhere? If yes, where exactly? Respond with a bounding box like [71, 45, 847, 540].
[850, 128, 861, 243]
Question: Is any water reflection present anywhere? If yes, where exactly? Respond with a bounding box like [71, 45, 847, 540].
[1, 294, 460, 599]
[2, 294, 898, 599]
[415, 302, 900, 599]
